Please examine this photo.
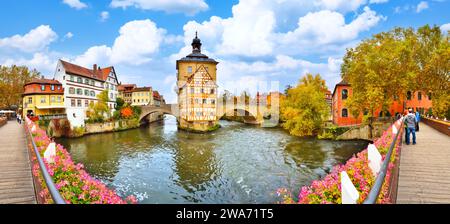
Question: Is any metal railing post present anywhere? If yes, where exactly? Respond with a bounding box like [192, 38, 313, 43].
[25, 121, 66, 204]
[363, 119, 403, 204]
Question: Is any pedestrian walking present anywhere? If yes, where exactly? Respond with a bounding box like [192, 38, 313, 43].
[415, 110, 420, 132]
[404, 108, 417, 145]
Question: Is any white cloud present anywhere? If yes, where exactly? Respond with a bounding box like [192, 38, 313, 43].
[110, 0, 209, 15]
[64, 32, 74, 39]
[74, 45, 112, 67]
[441, 23, 450, 33]
[0, 25, 57, 52]
[62, 0, 88, 9]
[281, 7, 384, 47]
[416, 1, 429, 13]
[73, 19, 166, 66]
[100, 11, 110, 22]
[2, 53, 56, 73]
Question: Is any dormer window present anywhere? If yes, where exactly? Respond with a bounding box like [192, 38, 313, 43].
[41, 85, 45, 91]
[51, 85, 55, 91]
[188, 66, 192, 74]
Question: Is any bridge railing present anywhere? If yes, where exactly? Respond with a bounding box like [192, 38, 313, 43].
[363, 118, 404, 204]
[25, 118, 66, 204]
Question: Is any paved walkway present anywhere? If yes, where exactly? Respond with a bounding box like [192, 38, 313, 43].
[0, 121, 36, 204]
[397, 123, 450, 203]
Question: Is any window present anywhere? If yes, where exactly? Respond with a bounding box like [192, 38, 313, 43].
[69, 87, 75, 94]
[41, 85, 45, 91]
[201, 88, 204, 93]
[196, 112, 202, 117]
[71, 99, 75, 107]
[188, 66, 192, 74]
[91, 80, 95, 86]
[407, 91, 412, 100]
[342, 89, 348, 100]
[342, 108, 348, 118]
[90, 91, 95, 97]
[195, 99, 199, 104]
[77, 88, 82, 95]
[51, 85, 55, 91]
[57, 96, 61, 103]
[28, 97, 32, 104]
[110, 93, 113, 99]
[70, 76, 74, 82]
[41, 96, 46, 103]
[77, 77, 82, 83]
[210, 89, 215, 94]
[203, 99, 207, 104]
[77, 100, 82, 107]
[63, 76, 65, 80]
[211, 99, 216, 104]
[418, 92, 422, 101]
[57, 86, 61, 90]
[51, 96, 55, 103]
[85, 100, 88, 107]
[84, 89, 89, 96]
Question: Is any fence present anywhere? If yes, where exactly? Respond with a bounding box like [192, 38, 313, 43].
[363, 119, 403, 204]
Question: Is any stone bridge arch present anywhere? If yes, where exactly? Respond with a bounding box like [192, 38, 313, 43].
[139, 104, 176, 122]
[217, 105, 262, 125]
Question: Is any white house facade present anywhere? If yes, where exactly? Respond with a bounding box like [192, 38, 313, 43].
[54, 59, 119, 127]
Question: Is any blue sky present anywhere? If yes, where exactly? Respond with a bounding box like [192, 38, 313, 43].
[0, 0, 449, 103]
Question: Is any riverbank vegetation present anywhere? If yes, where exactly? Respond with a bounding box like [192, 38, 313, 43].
[341, 25, 450, 137]
[280, 74, 330, 137]
[27, 118, 137, 204]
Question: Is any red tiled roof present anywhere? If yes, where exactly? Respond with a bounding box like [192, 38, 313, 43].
[132, 87, 152, 92]
[118, 84, 137, 91]
[25, 78, 62, 86]
[60, 60, 112, 82]
[153, 91, 161, 100]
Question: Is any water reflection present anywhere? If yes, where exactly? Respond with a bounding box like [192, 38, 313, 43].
[56, 116, 368, 203]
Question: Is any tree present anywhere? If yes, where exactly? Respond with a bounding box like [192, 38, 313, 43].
[341, 25, 449, 136]
[116, 97, 125, 110]
[87, 90, 110, 122]
[280, 74, 329, 137]
[0, 65, 40, 108]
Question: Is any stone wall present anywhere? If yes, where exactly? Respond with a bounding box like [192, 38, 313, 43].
[85, 119, 140, 135]
[337, 122, 392, 141]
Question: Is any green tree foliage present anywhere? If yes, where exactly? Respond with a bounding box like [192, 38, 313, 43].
[115, 97, 125, 110]
[0, 65, 40, 108]
[341, 25, 450, 133]
[87, 90, 110, 122]
[281, 73, 330, 137]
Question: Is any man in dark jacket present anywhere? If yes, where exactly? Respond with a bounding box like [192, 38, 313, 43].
[404, 108, 417, 145]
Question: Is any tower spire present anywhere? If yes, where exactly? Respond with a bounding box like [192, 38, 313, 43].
[191, 31, 202, 53]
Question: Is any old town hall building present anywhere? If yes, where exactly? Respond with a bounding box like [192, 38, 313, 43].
[176, 33, 219, 132]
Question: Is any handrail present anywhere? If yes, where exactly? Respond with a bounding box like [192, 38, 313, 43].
[363, 118, 403, 204]
[25, 120, 66, 204]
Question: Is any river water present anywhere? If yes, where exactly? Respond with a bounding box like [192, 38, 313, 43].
[55, 116, 368, 203]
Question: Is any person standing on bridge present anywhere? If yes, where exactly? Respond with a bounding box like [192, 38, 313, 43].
[415, 110, 420, 132]
[404, 108, 417, 145]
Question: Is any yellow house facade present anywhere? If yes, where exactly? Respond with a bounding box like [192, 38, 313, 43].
[22, 78, 65, 118]
[131, 87, 153, 106]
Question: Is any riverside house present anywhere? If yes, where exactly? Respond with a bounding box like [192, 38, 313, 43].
[22, 77, 65, 120]
[54, 59, 120, 128]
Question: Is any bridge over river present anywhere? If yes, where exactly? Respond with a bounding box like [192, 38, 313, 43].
[138, 103, 279, 126]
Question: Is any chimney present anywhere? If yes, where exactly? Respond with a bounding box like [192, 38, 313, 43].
[93, 64, 97, 72]
[41, 75, 45, 79]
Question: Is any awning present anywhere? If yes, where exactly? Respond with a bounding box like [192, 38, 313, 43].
[35, 105, 66, 109]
